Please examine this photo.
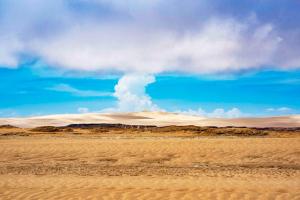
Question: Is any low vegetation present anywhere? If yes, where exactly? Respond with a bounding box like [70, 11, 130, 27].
[31, 126, 61, 132]
[0, 125, 17, 129]
[0, 123, 299, 137]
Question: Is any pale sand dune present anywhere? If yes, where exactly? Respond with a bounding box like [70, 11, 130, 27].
[0, 111, 299, 128]
[0, 136, 299, 199]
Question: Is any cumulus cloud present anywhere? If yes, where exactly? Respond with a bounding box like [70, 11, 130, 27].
[100, 73, 243, 117]
[0, 0, 299, 74]
[103, 74, 243, 117]
[48, 84, 112, 97]
[103, 74, 160, 112]
[176, 107, 243, 118]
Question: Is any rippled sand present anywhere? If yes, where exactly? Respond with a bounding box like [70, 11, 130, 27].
[0, 135, 299, 199]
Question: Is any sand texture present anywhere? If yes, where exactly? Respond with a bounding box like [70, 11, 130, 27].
[0, 130, 299, 199]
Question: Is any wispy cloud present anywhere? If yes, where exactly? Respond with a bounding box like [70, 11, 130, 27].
[48, 84, 112, 97]
[77, 107, 89, 114]
[175, 108, 243, 119]
[0, 109, 18, 117]
[266, 107, 292, 112]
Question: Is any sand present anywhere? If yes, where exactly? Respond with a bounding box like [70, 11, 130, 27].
[0, 134, 299, 200]
[1, 111, 300, 128]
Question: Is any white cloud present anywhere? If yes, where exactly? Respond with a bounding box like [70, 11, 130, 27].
[102, 74, 161, 112]
[0, 36, 23, 67]
[267, 107, 292, 112]
[277, 107, 292, 112]
[266, 108, 275, 112]
[0, 0, 299, 74]
[48, 84, 112, 97]
[28, 19, 282, 74]
[176, 107, 243, 118]
[101, 74, 242, 117]
[77, 107, 89, 113]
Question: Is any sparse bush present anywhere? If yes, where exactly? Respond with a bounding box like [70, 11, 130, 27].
[31, 126, 60, 132]
[207, 128, 268, 136]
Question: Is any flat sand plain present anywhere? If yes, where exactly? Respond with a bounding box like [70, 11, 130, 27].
[0, 128, 299, 200]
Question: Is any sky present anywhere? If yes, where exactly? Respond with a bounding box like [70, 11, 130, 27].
[0, 0, 300, 118]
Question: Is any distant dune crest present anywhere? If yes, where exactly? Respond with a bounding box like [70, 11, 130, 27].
[0, 112, 299, 128]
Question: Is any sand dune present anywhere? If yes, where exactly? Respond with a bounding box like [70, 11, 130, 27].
[0, 111, 299, 128]
[0, 112, 299, 199]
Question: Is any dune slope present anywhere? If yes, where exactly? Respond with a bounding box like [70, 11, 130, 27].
[0, 111, 299, 128]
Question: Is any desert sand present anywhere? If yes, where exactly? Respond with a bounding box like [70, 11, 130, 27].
[0, 122, 299, 200]
[0, 111, 300, 128]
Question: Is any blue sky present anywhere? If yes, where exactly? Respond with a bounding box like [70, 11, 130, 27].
[1, 63, 299, 117]
[0, 0, 299, 117]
